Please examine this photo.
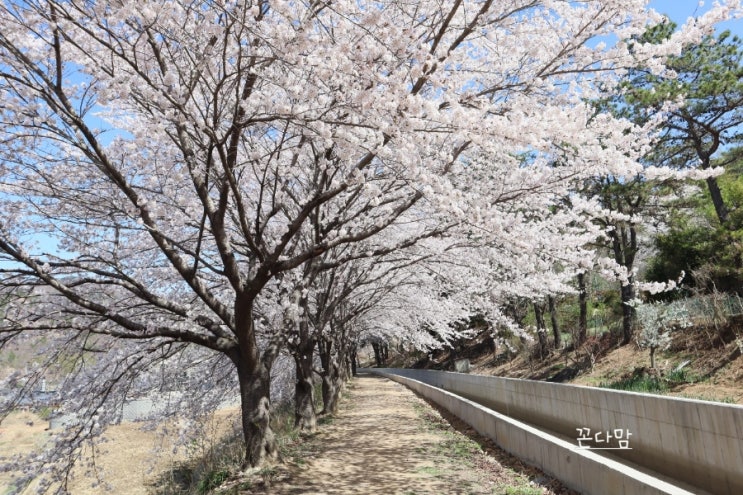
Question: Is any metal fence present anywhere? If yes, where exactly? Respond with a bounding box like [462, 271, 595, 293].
[666, 293, 743, 325]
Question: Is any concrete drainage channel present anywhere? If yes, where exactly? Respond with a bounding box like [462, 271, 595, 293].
[365, 368, 743, 495]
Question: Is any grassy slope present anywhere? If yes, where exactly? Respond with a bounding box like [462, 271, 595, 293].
[403, 320, 743, 405]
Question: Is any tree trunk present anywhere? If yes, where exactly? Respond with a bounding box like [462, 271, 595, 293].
[534, 302, 548, 359]
[321, 370, 340, 414]
[706, 176, 729, 227]
[350, 344, 358, 377]
[232, 297, 279, 468]
[319, 319, 356, 415]
[609, 218, 637, 347]
[234, 351, 278, 468]
[649, 346, 656, 369]
[344, 346, 353, 379]
[620, 278, 635, 346]
[319, 339, 340, 414]
[448, 343, 457, 369]
[322, 352, 343, 415]
[372, 341, 382, 367]
[292, 340, 317, 433]
[548, 295, 560, 349]
[577, 272, 588, 346]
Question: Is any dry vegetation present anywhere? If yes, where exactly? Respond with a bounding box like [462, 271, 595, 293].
[428, 317, 743, 405]
[0, 409, 239, 494]
[3, 318, 742, 494]
[1, 411, 50, 494]
[2, 376, 577, 495]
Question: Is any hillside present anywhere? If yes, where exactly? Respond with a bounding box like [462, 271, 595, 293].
[401, 316, 743, 405]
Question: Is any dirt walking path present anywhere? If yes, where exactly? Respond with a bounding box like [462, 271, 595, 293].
[253, 374, 573, 495]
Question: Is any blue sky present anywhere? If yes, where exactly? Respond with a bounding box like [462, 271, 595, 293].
[650, 0, 743, 36]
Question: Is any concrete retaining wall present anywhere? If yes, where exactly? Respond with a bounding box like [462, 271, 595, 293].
[370, 369, 743, 495]
[369, 370, 704, 495]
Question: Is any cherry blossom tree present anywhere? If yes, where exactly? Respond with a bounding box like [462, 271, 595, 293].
[284, 228, 453, 430]
[1, 0, 740, 489]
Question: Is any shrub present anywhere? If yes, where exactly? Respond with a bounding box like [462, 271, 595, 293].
[635, 301, 691, 368]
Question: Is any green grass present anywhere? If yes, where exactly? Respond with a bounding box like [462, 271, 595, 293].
[600, 375, 667, 393]
[599, 369, 737, 404]
[599, 361, 716, 395]
[413, 401, 482, 477]
[665, 367, 704, 384]
[416, 465, 443, 476]
[274, 406, 315, 467]
[439, 431, 481, 460]
[674, 393, 736, 404]
[197, 470, 229, 495]
[492, 468, 546, 495]
[317, 415, 334, 426]
[493, 471, 544, 494]
[497, 485, 543, 495]
[416, 408, 450, 432]
[36, 406, 55, 420]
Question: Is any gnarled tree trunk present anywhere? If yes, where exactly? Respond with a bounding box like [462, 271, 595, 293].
[318, 338, 343, 415]
[233, 348, 278, 468]
[292, 335, 317, 433]
[232, 297, 280, 468]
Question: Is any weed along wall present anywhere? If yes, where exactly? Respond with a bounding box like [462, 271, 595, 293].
[367, 369, 743, 495]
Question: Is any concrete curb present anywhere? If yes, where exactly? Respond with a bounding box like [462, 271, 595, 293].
[365, 369, 711, 495]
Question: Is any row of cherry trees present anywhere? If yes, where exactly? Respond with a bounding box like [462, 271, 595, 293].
[0, 0, 740, 490]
